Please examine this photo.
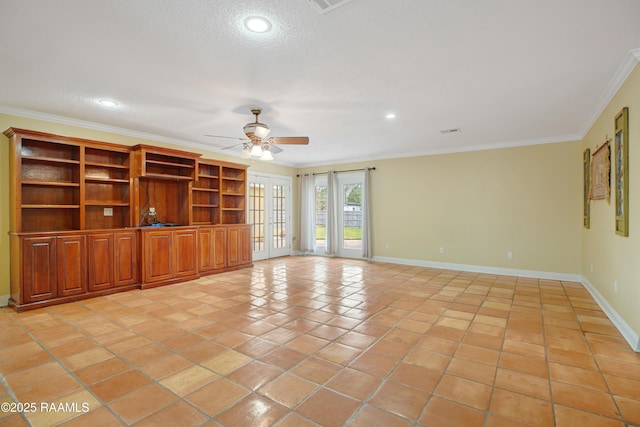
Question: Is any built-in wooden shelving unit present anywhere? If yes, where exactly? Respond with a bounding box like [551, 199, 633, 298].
[3, 128, 252, 311]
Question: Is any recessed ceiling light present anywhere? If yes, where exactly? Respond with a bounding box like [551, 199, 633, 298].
[385, 113, 396, 119]
[244, 16, 272, 33]
[98, 99, 119, 107]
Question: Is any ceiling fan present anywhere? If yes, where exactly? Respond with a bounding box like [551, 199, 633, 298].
[205, 108, 309, 161]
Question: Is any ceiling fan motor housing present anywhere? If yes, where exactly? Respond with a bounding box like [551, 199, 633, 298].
[243, 108, 271, 139]
[243, 122, 270, 139]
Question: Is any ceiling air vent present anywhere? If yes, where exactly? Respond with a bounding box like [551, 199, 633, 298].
[307, 0, 355, 14]
[440, 128, 462, 134]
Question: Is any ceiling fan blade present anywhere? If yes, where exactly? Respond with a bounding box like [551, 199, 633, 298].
[204, 134, 247, 141]
[267, 145, 284, 154]
[270, 136, 309, 145]
[222, 143, 244, 150]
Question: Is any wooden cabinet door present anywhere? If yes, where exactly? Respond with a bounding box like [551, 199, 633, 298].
[174, 229, 197, 278]
[143, 230, 173, 283]
[228, 225, 252, 267]
[22, 237, 57, 303]
[238, 225, 252, 265]
[56, 235, 87, 297]
[213, 227, 227, 269]
[198, 227, 215, 273]
[88, 233, 114, 291]
[226, 226, 240, 267]
[114, 231, 138, 287]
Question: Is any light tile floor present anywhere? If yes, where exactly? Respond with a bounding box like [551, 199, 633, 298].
[1, 256, 640, 426]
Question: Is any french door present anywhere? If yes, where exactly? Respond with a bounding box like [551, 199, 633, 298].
[249, 174, 291, 261]
[314, 172, 365, 259]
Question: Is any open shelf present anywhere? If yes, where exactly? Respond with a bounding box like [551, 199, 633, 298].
[22, 204, 80, 209]
[21, 138, 80, 162]
[221, 167, 245, 180]
[22, 180, 80, 187]
[85, 201, 130, 206]
[85, 161, 129, 169]
[193, 188, 219, 193]
[85, 177, 130, 183]
[146, 159, 195, 169]
[22, 156, 80, 165]
[134, 145, 200, 181]
[145, 173, 194, 180]
[8, 130, 248, 232]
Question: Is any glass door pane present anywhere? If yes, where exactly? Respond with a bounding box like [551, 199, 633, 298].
[272, 184, 286, 250]
[269, 178, 291, 258]
[342, 183, 362, 251]
[249, 182, 266, 260]
[336, 172, 364, 259]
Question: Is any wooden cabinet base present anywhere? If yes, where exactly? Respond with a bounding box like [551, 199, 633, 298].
[139, 225, 251, 289]
[9, 224, 253, 311]
[8, 284, 140, 312]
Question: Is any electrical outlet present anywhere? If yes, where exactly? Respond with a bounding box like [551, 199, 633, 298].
[149, 207, 156, 216]
[103, 207, 113, 217]
[507, 251, 513, 259]
[614, 281, 618, 293]
[385, 243, 390, 249]
[439, 247, 445, 254]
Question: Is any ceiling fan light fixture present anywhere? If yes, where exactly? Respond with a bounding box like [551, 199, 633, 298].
[260, 146, 274, 161]
[240, 144, 251, 159]
[250, 144, 263, 157]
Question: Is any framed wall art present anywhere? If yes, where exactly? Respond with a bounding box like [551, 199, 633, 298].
[615, 107, 629, 236]
[590, 140, 610, 202]
[584, 148, 590, 228]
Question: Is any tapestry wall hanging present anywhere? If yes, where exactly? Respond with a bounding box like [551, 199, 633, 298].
[590, 140, 610, 202]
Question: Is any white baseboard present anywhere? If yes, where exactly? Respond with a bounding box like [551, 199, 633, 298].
[581, 277, 640, 352]
[0, 295, 9, 307]
[371, 256, 582, 282]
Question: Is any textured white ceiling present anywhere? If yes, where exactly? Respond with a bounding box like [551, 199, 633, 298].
[1, 0, 639, 167]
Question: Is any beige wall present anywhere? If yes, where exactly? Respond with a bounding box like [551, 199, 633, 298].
[298, 141, 582, 275]
[0, 113, 297, 299]
[581, 63, 640, 336]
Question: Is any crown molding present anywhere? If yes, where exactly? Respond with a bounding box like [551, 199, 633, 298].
[292, 134, 582, 168]
[580, 48, 640, 139]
